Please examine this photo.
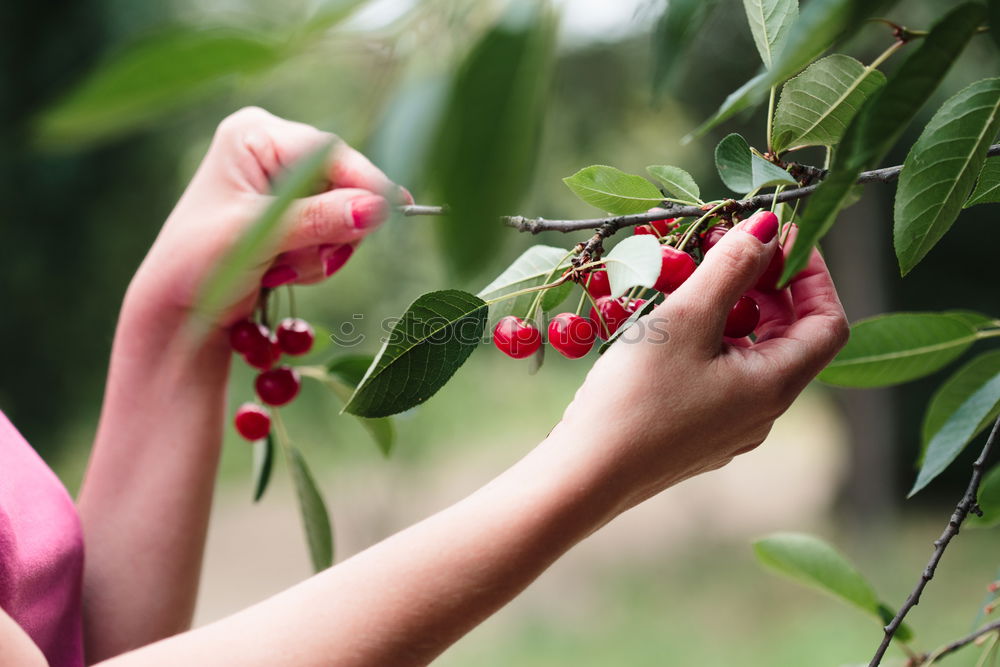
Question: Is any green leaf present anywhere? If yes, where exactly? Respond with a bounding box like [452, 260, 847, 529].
[818, 313, 977, 388]
[344, 291, 488, 418]
[193, 142, 333, 328]
[782, 4, 985, 284]
[603, 236, 662, 299]
[287, 446, 334, 572]
[771, 54, 886, 153]
[970, 463, 1000, 528]
[965, 157, 1000, 208]
[646, 165, 702, 203]
[252, 433, 274, 503]
[478, 245, 571, 325]
[753, 533, 908, 633]
[943, 310, 997, 330]
[36, 28, 283, 148]
[304, 0, 369, 35]
[651, 0, 720, 96]
[431, 2, 556, 280]
[922, 350, 1000, 467]
[894, 78, 1000, 275]
[690, 0, 897, 144]
[767, 0, 895, 88]
[541, 280, 574, 312]
[563, 165, 664, 215]
[743, 0, 798, 69]
[686, 72, 769, 142]
[715, 133, 796, 194]
[840, 4, 985, 171]
[326, 355, 395, 457]
[912, 372, 1000, 496]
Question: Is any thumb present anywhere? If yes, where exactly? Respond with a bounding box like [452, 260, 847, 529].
[670, 211, 779, 343]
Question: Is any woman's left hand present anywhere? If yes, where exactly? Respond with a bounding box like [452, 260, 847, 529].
[126, 106, 410, 332]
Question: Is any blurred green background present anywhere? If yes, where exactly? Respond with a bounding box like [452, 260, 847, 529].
[2, 0, 998, 664]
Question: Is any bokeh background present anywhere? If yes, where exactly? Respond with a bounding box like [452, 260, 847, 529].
[2, 0, 999, 664]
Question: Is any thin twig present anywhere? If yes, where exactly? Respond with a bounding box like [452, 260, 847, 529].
[918, 619, 1000, 665]
[870, 415, 1000, 667]
[398, 143, 1000, 235]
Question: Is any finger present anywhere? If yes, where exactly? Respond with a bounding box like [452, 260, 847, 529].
[749, 287, 795, 343]
[329, 143, 412, 204]
[260, 243, 357, 288]
[217, 107, 409, 202]
[752, 247, 849, 378]
[280, 188, 390, 253]
[655, 211, 779, 348]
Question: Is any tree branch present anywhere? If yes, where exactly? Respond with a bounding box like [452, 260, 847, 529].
[399, 143, 1000, 235]
[917, 618, 1000, 665]
[869, 415, 1000, 667]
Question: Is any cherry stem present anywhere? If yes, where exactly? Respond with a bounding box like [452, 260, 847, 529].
[287, 285, 297, 320]
[676, 202, 727, 250]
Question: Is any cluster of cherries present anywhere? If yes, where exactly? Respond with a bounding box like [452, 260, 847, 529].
[228, 316, 316, 441]
[492, 210, 783, 360]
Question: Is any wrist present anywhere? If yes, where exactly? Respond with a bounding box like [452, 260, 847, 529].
[502, 423, 634, 535]
[116, 279, 232, 385]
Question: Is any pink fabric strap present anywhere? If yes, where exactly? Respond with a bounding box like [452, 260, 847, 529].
[0, 411, 85, 666]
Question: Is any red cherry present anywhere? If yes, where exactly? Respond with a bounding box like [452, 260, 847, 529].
[654, 246, 697, 293]
[755, 248, 785, 291]
[243, 334, 280, 370]
[624, 298, 649, 315]
[588, 296, 630, 340]
[582, 269, 612, 299]
[700, 226, 729, 255]
[255, 366, 301, 406]
[634, 219, 677, 237]
[234, 402, 271, 441]
[493, 316, 542, 359]
[650, 218, 676, 236]
[724, 295, 760, 338]
[548, 313, 597, 359]
[277, 318, 315, 355]
[230, 320, 269, 354]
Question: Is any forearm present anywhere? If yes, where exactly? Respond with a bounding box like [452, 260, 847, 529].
[100, 426, 624, 667]
[78, 288, 232, 661]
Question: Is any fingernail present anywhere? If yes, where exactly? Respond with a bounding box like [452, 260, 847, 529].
[261, 264, 298, 288]
[397, 186, 414, 205]
[320, 244, 354, 276]
[740, 211, 779, 244]
[350, 195, 390, 229]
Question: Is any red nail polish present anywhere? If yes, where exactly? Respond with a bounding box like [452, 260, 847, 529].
[350, 195, 390, 229]
[261, 265, 298, 288]
[320, 244, 354, 276]
[741, 211, 779, 244]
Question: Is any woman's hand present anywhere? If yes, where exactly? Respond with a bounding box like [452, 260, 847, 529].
[80, 108, 409, 661]
[126, 106, 410, 332]
[546, 216, 850, 514]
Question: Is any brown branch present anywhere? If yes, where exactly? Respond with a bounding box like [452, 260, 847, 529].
[869, 415, 1000, 667]
[398, 143, 1000, 236]
[915, 618, 1000, 665]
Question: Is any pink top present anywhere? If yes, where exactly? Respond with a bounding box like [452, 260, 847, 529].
[0, 411, 85, 666]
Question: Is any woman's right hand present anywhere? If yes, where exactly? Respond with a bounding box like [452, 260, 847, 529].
[545, 218, 849, 514]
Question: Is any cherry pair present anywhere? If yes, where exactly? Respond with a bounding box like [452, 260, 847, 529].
[494, 313, 597, 359]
